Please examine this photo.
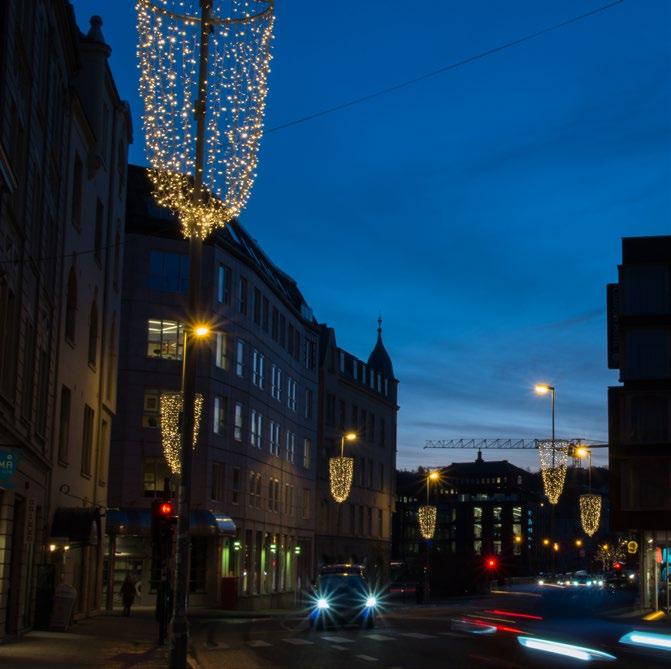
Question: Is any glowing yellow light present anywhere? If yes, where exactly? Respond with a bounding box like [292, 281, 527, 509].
[627, 541, 638, 554]
[579, 494, 601, 537]
[553, 542, 559, 552]
[64, 545, 70, 551]
[543, 538, 550, 546]
[344, 432, 357, 442]
[575, 447, 589, 459]
[602, 544, 609, 551]
[160, 391, 204, 474]
[49, 544, 57, 552]
[329, 456, 354, 503]
[575, 539, 583, 548]
[429, 471, 440, 481]
[538, 440, 569, 504]
[135, 0, 275, 238]
[418, 505, 437, 540]
[514, 535, 522, 543]
[534, 384, 551, 395]
[193, 324, 210, 337]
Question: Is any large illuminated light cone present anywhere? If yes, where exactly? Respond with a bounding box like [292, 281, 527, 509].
[160, 391, 204, 474]
[418, 505, 437, 540]
[136, 0, 275, 238]
[329, 456, 354, 503]
[579, 493, 601, 537]
[538, 440, 570, 504]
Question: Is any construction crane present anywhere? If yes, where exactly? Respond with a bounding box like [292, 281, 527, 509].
[424, 438, 608, 466]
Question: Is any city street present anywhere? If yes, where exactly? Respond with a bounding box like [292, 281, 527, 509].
[189, 588, 671, 669]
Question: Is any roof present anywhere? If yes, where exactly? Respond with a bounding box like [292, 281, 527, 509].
[442, 453, 530, 480]
[126, 165, 314, 321]
[367, 318, 394, 378]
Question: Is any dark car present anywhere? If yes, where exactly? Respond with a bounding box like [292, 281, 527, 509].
[311, 564, 377, 630]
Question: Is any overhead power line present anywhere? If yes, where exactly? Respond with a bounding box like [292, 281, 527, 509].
[267, 0, 625, 134]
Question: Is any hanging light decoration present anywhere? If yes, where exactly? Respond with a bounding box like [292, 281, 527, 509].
[136, 0, 275, 237]
[329, 456, 354, 503]
[538, 439, 570, 504]
[160, 391, 204, 474]
[418, 505, 437, 540]
[579, 493, 601, 537]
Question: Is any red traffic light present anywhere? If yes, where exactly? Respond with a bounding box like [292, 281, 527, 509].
[613, 562, 622, 570]
[159, 502, 173, 516]
[486, 557, 498, 569]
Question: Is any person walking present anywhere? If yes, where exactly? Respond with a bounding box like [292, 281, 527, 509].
[120, 573, 137, 617]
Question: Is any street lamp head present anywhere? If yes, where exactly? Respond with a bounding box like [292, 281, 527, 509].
[534, 383, 554, 396]
[575, 539, 583, 547]
[575, 447, 590, 459]
[428, 471, 440, 481]
[344, 432, 357, 442]
[514, 535, 522, 543]
[193, 324, 210, 338]
[542, 538, 550, 546]
[553, 542, 559, 552]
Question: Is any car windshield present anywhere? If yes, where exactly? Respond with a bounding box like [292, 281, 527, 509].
[318, 575, 368, 596]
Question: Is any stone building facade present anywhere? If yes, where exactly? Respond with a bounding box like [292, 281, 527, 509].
[108, 166, 318, 609]
[315, 322, 398, 586]
[0, 0, 131, 637]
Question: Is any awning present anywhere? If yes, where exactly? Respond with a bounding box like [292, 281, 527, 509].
[50, 507, 101, 545]
[105, 507, 236, 537]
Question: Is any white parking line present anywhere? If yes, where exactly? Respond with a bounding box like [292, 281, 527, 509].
[282, 638, 314, 645]
[399, 632, 435, 639]
[356, 654, 379, 662]
[248, 640, 272, 647]
[363, 633, 395, 641]
[331, 644, 349, 651]
[322, 635, 355, 644]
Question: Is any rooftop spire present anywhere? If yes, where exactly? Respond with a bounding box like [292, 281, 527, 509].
[377, 315, 382, 335]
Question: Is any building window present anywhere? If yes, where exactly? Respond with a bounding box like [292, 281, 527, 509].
[493, 541, 502, 555]
[147, 319, 184, 360]
[149, 251, 189, 293]
[378, 508, 384, 537]
[302, 488, 311, 519]
[271, 365, 282, 401]
[94, 200, 104, 265]
[143, 389, 161, 428]
[287, 377, 297, 411]
[189, 537, 207, 593]
[268, 478, 279, 513]
[113, 230, 121, 290]
[262, 297, 269, 332]
[58, 385, 71, 463]
[339, 400, 346, 429]
[269, 421, 280, 456]
[252, 349, 265, 388]
[279, 314, 286, 347]
[107, 313, 117, 401]
[234, 402, 243, 441]
[231, 466, 240, 504]
[35, 350, 49, 437]
[65, 267, 77, 344]
[88, 300, 98, 367]
[304, 389, 313, 419]
[303, 438, 311, 469]
[237, 277, 248, 314]
[212, 462, 225, 501]
[71, 153, 83, 230]
[285, 431, 295, 463]
[217, 264, 231, 303]
[253, 287, 261, 325]
[143, 456, 172, 497]
[81, 404, 95, 477]
[214, 395, 227, 435]
[215, 332, 229, 370]
[248, 471, 262, 507]
[271, 307, 279, 340]
[473, 506, 482, 521]
[378, 463, 384, 490]
[284, 484, 294, 515]
[250, 410, 263, 448]
[235, 339, 245, 377]
[305, 339, 316, 370]
[473, 540, 482, 555]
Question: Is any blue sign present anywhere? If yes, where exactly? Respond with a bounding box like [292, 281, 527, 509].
[0, 449, 19, 489]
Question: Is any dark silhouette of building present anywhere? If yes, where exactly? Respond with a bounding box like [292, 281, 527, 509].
[315, 321, 398, 585]
[608, 235, 671, 609]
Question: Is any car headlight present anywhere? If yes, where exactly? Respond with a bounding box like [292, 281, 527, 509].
[598, 580, 604, 586]
[316, 597, 329, 610]
[365, 596, 377, 608]
[538, 580, 544, 586]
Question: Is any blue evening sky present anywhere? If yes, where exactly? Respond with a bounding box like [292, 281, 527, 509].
[72, 0, 670, 471]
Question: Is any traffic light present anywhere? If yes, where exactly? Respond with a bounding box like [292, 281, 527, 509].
[485, 557, 498, 570]
[613, 562, 622, 571]
[151, 499, 176, 559]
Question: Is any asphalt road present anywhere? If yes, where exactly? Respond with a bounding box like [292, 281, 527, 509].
[189, 588, 671, 669]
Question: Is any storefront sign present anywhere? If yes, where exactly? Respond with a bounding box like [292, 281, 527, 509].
[0, 448, 19, 488]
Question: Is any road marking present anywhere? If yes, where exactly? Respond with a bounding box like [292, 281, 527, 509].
[331, 644, 348, 651]
[439, 632, 466, 637]
[248, 640, 272, 647]
[355, 654, 378, 662]
[282, 638, 314, 645]
[322, 635, 355, 644]
[399, 632, 435, 639]
[363, 633, 395, 641]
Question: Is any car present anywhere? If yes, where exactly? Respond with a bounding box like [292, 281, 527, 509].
[311, 564, 378, 630]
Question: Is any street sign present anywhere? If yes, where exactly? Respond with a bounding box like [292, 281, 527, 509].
[0, 448, 19, 488]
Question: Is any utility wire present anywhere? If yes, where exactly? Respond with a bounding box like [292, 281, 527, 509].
[266, 0, 625, 134]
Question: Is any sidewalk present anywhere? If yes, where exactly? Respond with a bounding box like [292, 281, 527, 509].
[0, 609, 168, 669]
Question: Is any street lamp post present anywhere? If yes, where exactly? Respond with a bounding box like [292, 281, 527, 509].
[329, 432, 357, 504]
[421, 471, 439, 604]
[535, 384, 557, 574]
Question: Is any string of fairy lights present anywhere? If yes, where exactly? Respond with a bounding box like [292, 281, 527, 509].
[579, 493, 602, 537]
[537, 439, 570, 505]
[328, 456, 354, 504]
[160, 391, 204, 474]
[136, 0, 274, 238]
